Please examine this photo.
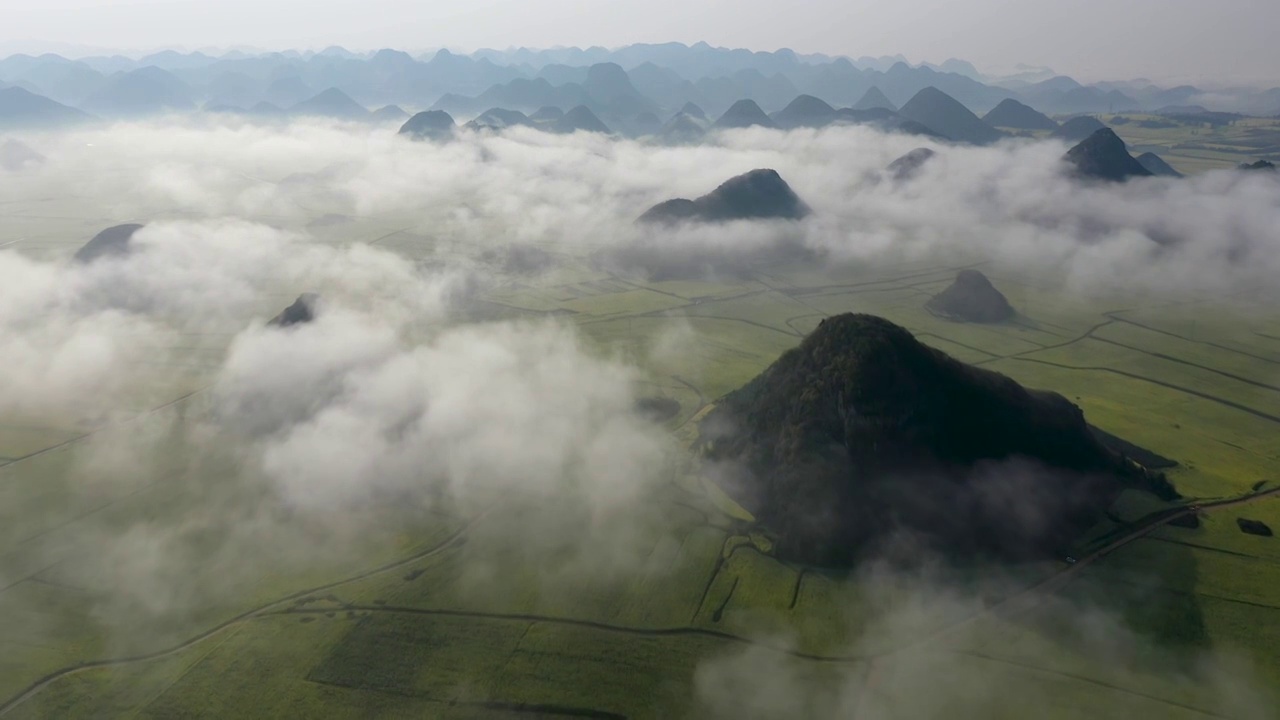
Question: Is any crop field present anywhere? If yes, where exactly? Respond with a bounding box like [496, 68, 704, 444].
[1, 197, 1279, 719]
[1104, 115, 1280, 174]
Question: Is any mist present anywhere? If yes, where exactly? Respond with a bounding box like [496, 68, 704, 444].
[1, 116, 1277, 714]
[5, 118, 1278, 298]
[692, 562, 1275, 719]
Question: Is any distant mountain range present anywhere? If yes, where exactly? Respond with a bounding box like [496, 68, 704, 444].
[3, 42, 1277, 127]
[0, 86, 92, 128]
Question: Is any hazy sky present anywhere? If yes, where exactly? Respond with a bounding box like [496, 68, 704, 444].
[4, 0, 1278, 85]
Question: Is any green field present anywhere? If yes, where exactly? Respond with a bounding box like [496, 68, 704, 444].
[1000, 114, 1280, 174]
[2, 192, 1279, 719]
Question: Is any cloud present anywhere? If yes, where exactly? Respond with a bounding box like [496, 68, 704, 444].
[7, 119, 1279, 298]
[2, 116, 1278, 707]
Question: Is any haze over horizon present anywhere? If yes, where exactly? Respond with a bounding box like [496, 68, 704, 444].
[3, 0, 1279, 87]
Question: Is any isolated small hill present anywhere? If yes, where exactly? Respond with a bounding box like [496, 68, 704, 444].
[398, 110, 456, 141]
[1052, 115, 1107, 142]
[1239, 160, 1277, 172]
[851, 86, 897, 112]
[1136, 152, 1182, 177]
[529, 106, 563, 122]
[982, 98, 1059, 130]
[771, 94, 837, 129]
[75, 223, 145, 263]
[680, 101, 707, 120]
[638, 168, 809, 224]
[659, 112, 706, 144]
[926, 269, 1015, 323]
[466, 107, 532, 131]
[898, 87, 1004, 145]
[290, 88, 368, 119]
[0, 139, 45, 171]
[0, 87, 92, 128]
[268, 293, 320, 327]
[700, 313, 1155, 565]
[1064, 128, 1153, 182]
[713, 99, 778, 130]
[370, 105, 409, 122]
[551, 105, 610, 134]
[886, 147, 937, 181]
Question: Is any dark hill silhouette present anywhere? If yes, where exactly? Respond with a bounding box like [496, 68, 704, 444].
[1052, 115, 1107, 142]
[1, 139, 45, 171]
[981, 98, 1059, 131]
[289, 88, 368, 119]
[886, 148, 938, 181]
[659, 112, 706, 144]
[897, 87, 1004, 145]
[713, 99, 778, 130]
[0, 87, 93, 128]
[269, 293, 320, 327]
[638, 168, 809, 224]
[1136, 152, 1182, 177]
[926, 270, 1015, 322]
[75, 223, 145, 263]
[1239, 160, 1277, 172]
[700, 313, 1160, 566]
[551, 105, 610, 134]
[680, 101, 707, 120]
[466, 107, 532, 131]
[1064, 128, 1153, 182]
[771, 94, 837, 129]
[529, 106, 563, 122]
[370, 105, 409, 122]
[80, 66, 194, 116]
[398, 110, 456, 141]
[851, 86, 897, 112]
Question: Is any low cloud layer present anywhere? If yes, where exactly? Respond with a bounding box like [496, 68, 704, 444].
[3, 118, 1279, 299]
[0, 117, 1277, 711]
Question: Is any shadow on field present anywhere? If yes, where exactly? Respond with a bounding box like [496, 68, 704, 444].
[1036, 536, 1208, 669]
